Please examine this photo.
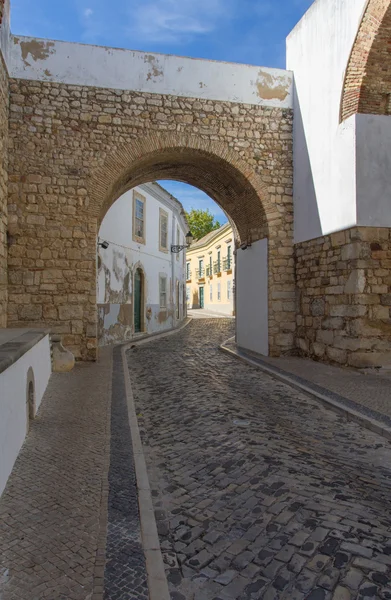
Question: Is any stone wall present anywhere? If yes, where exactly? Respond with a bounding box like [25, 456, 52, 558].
[0, 53, 8, 327]
[296, 226, 391, 368]
[7, 78, 294, 359]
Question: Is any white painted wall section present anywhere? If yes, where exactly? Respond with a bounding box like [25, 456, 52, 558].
[10, 35, 293, 109]
[356, 114, 391, 228]
[0, 335, 51, 497]
[236, 239, 268, 356]
[287, 0, 367, 243]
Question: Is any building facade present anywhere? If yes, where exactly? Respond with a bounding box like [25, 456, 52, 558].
[186, 224, 235, 316]
[97, 183, 188, 345]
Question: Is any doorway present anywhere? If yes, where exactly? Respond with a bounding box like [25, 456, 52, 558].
[199, 286, 205, 309]
[134, 268, 143, 333]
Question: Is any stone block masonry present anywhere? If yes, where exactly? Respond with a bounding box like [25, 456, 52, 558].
[6, 78, 294, 359]
[296, 227, 391, 368]
[0, 53, 8, 328]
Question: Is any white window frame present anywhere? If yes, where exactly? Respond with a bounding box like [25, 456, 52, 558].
[186, 262, 191, 281]
[159, 275, 167, 309]
[159, 208, 169, 252]
[132, 191, 146, 244]
[227, 280, 231, 300]
[210, 284, 213, 301]
[217, 282, 221, 301]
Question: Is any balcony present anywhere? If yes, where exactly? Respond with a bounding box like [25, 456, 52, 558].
[213, 260, 221, 275]
[223, 257, 232, 271]
[206, 265, 213, 277]
[195, 268, 205, 279]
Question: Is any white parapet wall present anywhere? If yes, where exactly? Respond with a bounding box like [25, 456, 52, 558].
[0, 331, 51, 497]
[9, 35, 293, 109]
[287, 0, 368, 243]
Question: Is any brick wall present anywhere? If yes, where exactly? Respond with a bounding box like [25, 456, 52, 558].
[0, 54, 8, 327]
[341, 0, 391, 121]
[7, 79, 294, 359]
[296, 227, 391, 368]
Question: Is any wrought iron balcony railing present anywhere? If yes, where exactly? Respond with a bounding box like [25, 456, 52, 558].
[195, 268, 205, 279]
[213, 260, 221, 274]
[223, 257, 232, 271]
[206, 265, 212, 277]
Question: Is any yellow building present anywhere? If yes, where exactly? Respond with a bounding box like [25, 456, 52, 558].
[186, 223, 235, 316]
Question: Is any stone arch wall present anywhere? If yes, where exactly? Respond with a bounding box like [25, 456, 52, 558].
[341, 0, 391, 121]
[7, 79, 294, 359]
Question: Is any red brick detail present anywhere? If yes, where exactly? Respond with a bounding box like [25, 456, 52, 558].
[341, 0, 391, 121]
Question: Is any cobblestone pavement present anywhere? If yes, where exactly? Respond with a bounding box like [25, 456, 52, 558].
[127, 319, 391, 600]
[0, 348, 112, 600]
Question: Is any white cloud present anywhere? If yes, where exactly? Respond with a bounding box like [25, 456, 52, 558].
[84, 8, 94, 18]
[128, 0, 230, 44]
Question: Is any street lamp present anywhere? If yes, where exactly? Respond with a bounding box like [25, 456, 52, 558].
[171, 231, 193, 254]
[98, 240, 109, 249]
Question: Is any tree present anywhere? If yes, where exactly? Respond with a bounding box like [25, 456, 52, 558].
[185, 208, 221, 241]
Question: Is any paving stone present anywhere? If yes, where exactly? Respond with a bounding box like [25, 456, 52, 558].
[341, 568, 363, 590]
[340, 542, 373, 558]
[219, 575, 249, 599]
[357, 582, 380, 599]
[352, 557, 388, 572]
[307, 554, 330, 572]
[188, 550, 214, 570]
[214, 570, 237, 585]
[332, 586, 351, 600]
[318, 567, 340, 591]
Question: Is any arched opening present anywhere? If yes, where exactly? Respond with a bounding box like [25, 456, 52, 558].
[92, 133, 295, 358]
[26, 368, 35, 433]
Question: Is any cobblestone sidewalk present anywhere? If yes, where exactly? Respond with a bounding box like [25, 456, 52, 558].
[127, 319, 391, 600]
[0, 348, 113, 600]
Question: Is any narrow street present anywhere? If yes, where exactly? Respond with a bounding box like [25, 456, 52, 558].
[127, 319, 391, 600]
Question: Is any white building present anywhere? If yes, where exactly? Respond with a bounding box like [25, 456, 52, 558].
[97, 183, 188, 345]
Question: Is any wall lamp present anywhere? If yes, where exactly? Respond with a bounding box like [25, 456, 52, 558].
[171, 231, 193, 254]
[98, 240, 109, 249]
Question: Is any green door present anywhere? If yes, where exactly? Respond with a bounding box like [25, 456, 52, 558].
[134, 269, 142, 333]
[199, 286, 204, 309]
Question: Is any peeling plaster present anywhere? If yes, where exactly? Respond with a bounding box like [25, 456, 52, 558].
[144, 53, 164, 82]
[20, 39, 55, 65]
[256, 69, 290, 101]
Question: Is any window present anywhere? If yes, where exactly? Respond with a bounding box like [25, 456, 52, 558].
[159, 209, 168, 251]
[197, 259, 204, 279]
[186, 262, 191, 280]
[186, 285, 190, 304]
[217, 282, 221, 301]
[227, 246, 232, 269]
[159, 275, 167, 308]
[133, 191, 146, 243]
[210, 284, 213, 301]
[227, 280, 232, 300]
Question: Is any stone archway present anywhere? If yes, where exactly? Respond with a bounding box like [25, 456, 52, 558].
[90, 132, 295, 359]
[7, 77, 294, 360]
[341, 0, 391, 121]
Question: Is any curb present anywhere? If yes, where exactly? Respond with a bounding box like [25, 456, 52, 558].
[120, 322, 192, 600]
[220, 340, 391, 443]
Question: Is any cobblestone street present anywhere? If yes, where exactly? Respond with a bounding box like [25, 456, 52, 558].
[127, 319, 391, 600]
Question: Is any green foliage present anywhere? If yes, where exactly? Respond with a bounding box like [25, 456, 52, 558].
[185, 208, 221, 241]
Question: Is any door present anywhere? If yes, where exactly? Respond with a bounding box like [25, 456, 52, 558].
[134, 269, 142, 333]
[199, 286, 204, 309]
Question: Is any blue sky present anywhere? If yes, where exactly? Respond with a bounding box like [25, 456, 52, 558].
[11, 0, 314, 223]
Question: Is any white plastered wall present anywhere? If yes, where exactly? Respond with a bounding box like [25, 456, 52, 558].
[0, 335, 51, 497]
[356, 114, 391, 227]
[236, 239, 268, 356]
[9, 36, 293, 109]
[287, 0, 367, 243]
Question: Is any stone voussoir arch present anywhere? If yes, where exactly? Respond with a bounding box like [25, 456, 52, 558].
[88, 131, 272, 245]
[341, 0, 391, 122]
